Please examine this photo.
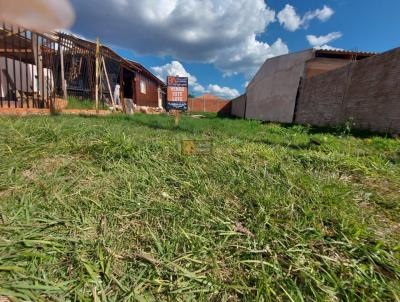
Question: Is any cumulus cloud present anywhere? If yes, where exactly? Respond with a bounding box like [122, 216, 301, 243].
[151, 61, 239, 99]
[70, 0, 288, 78]
[277, 4, 334, 31]
[151, 60, 205, 93]
[216, 37, 288, 77]
[303, 5, 334, 23]
[207, 84, 239, 99]
[306, 32, 342, 49]
[277, 5, 301, 31]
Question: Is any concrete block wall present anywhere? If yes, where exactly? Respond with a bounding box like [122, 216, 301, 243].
[230, 94, 247, 118]
[246, 49, 314, 123]
[295, 48, 400, 133]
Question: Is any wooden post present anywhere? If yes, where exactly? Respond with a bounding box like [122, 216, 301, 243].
[99, 59, 103, 109]
[95, 37, 100, 113]
[175, 110, 180, 126]
[157, 86, 162, 108]
[120, 68, 126, 113]
[102, 56, 115, 110]
[60, 46, 67, 100]
[32, 33, 44, 105]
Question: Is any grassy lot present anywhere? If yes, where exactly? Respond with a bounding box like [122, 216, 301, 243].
[0, 113, 399, 301]
[66, 97, 109, 110]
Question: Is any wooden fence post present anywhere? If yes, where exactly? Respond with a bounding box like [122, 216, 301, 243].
[95, 37, 100, 113]
[102, 56, 115, 110]
[60, 46, 67, 100]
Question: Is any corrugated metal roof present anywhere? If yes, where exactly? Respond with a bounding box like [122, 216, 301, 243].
[314, 49, 378, 56]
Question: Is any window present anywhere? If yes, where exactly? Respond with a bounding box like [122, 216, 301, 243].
[140, 80, 146, 94]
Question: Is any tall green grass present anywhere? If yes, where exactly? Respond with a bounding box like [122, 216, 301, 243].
[66, 97, 109, 110]
[0, 113, 399, 301]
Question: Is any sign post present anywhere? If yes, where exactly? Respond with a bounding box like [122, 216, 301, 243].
[174, 110, 180, 126]
[166, 76, 188, 126]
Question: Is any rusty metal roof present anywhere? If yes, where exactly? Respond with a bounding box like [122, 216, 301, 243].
[314, 48, 378, 57]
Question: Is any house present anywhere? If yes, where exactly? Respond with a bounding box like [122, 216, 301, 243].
[128, 60, 165, 108]
[0, 23, 166, 110]
[58, 33, 166, 110]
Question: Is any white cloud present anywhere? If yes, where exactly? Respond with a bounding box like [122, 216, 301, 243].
[207, 84, 239, 99]
[151, 60, 205, 93]
[192, 84, 206, 94]
[277, 5, 302, 32]
[306, 32, 342, 48]
[151, 60, 239, 99]
[303, 5, 334, 23]
[70, 0, 288, 78]
[216, 36, 288, 77]
[277, 4, 334, 32]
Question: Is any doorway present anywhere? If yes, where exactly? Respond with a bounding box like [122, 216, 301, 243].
[122, 68, 135, 100]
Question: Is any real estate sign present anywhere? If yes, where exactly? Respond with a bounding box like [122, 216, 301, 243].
[166, 76, 188, 110]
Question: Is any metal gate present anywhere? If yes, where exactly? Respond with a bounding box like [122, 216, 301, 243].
[0, 23, 58, 108]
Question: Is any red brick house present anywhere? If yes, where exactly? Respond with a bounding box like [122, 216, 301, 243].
[127, 61, 165, 108]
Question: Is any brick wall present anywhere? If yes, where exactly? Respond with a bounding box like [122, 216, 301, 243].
[306, 57, 352, 78]
[188, 95, 231, 114]
[294, 65, 351, 126]
[188, 98, 205, 112]
[295, 48, 400, 133]
[218, 101, 232, 116]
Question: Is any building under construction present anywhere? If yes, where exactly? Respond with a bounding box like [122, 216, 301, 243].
[0, 23, 166, 111]
[0, 23, 58, 109]
[232, 47, 400, 134]
[243, 48, 376, 123]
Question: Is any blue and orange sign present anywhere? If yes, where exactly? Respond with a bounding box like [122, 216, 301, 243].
[167, 76, 188, 110]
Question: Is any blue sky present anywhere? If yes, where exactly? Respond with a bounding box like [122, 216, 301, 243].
[69, 0, 400, 98]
